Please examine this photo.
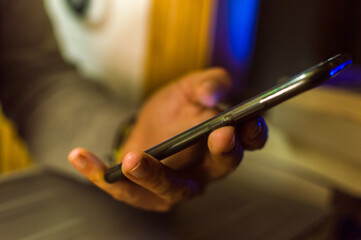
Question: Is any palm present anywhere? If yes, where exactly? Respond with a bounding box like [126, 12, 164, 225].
[68, 68, 268, 211]
[122, 75, 220, 170]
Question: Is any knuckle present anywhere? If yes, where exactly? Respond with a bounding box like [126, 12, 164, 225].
[211, 68, 231, 84]
[161, 186, 188, 203]
[157, 184, 176, 201]
[155, 179, 197, 203]
[227, 156, 243, 170]
[244, 140, 265, 150]
[217, 145, 244, 169]
[111, 189, 127, 201]
[148, 174, 164, 190]
[179, 179, 203, 200]
[244, 130, 268, 150]
[212, 67, 228, 77]
[206, 154, 243, 180]
[111, 192, 124, 201]
[110, 185, 134, 202]
[186, 70, 202, 77]
[155, 203, 173, 212]
[158, 186, 173, 197]
[148, 176, 177, 201]
[179, 186, 195, 200]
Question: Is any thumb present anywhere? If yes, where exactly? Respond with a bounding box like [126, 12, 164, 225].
[181, 68, 232, 107]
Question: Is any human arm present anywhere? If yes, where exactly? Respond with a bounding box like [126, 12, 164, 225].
[0, 0, 134, 176]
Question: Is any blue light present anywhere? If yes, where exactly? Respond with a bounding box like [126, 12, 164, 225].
[228, 0, 260, 61]
[330, 60, 352, 76]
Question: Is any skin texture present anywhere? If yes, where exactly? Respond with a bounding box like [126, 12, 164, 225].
[68, 68, 268, 212]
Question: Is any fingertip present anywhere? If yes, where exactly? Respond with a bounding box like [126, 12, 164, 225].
[223, 134, 236, 154]
[121, 151, 144, 173]
[208, 67, 232, 83]
[68, 147, 107, 174]
[197, 81, 220, 107]
[68, 149, 134, 202]
[196, 68, 232, 107]
[249, 118, 264, 140]
[240, 116, 268, 150]
[208, 126, 236, 155]
[204, 126, 243, 180]
[240, 117, 262, 138]
[68, 148, 88, 161]
[68, 148, 90, 172]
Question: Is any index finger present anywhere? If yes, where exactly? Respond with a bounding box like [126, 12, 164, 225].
[200, 126, 243, 182]
[68, 148, 170, 211]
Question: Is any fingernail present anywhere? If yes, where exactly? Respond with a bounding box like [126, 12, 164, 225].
[200, 81, 220, 106]
[223, 135, 236, 154]
[249, 119, 263, 140]
[127, 156, 148, 179]
[72, 155, 88, 169]
[68, 149, 88, 169]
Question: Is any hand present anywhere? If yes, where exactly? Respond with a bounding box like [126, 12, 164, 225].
[68, 68, 268, 212]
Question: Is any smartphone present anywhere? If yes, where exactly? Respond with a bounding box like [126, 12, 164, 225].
[104, 53, 352, 183]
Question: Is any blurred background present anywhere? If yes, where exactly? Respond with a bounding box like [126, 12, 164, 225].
[1, 0, 360, 239]
[250, 1, 361, 238]
[249, 0, 361, 91]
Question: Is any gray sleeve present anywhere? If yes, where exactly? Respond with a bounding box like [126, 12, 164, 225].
[20, 70, 133, 177]
[0, 0, 134, 177]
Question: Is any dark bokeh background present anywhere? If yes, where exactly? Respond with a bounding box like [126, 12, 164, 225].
[249, 0, 361, 91]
